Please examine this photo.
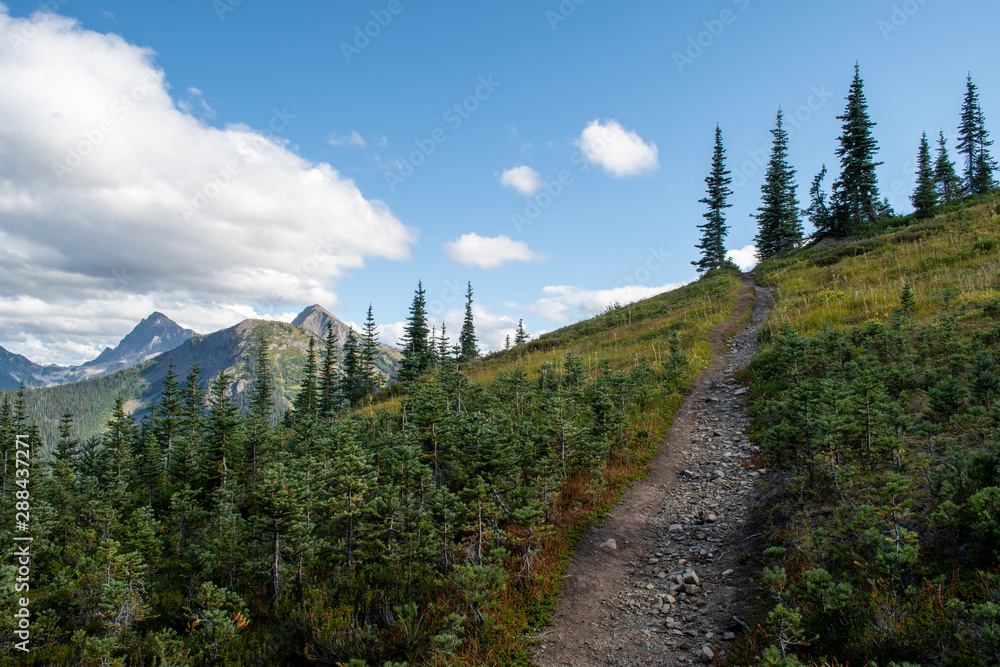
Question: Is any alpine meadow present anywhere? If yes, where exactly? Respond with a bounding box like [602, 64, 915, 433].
[0, 2, 999, 666]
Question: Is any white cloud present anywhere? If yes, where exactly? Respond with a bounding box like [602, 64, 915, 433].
[528, 281, 687, 323]
[726, 245, 758, 272]
[574, 119, 659, 177]
[498, 165, 543, 196]
[178, 86, 215, 119]
[329, 130, 367, 148]
[0, 9, 416, 365]
[442, 233, 547, 270]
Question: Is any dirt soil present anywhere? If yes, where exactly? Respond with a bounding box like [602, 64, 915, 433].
[532, 273, 773, 666]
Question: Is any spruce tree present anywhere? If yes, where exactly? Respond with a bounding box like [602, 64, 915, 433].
[339, 327, 364, 407]
[504, 334, 511, 351]
[293, 337, 319, 419]
[172, 363, 205, 483]
[934, 130, 964, 203]
[754, 108, 803, 259]
[514, 319, 529, 346]
[958, 74, 998, 195]
[693, 125, 733, 272]
[830, 64, 883, 237]
[360, 304, 382, 396]
[803, 165, 832, 236]
[319, 323, 340, 417]
[398, 280, 431, 383]
[911, 132, 938, 218]
[247, 337, 274, 481]
[55, 412, 78, 464]
[459, 282, 479, 362]
[155, 360, 180, 472]
[205, 372, 240, 490]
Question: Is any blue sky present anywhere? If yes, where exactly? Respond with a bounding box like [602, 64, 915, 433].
[0, 0, 997, 364]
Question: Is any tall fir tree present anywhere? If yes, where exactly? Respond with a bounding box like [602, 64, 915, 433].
[911, 132, 938, 218]
[205, 372, 240, 490]
[172, 363, 205, 483]
[247, 337, 274, 482]
[830, 64, 883, 237]
[293, 337, 319, 420]
[754, 108, 803, 259]
[360, 304, 382, 397]
[934, 130, 964, 203]
[958, 74, 998, 195]
[397, 280, 431, 383]
[514, 319, 529, 346]
[459, 282, 479, 362]
[693, 125, 733, 273]
[319, 323, 340, 418]
[803, 165, 832, 236]
[339, 327, 364, 407]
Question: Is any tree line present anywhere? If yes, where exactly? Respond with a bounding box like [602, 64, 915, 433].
[693, 66, 997, 270]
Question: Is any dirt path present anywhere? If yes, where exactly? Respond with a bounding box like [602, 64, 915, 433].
[532, 273, 773, 666]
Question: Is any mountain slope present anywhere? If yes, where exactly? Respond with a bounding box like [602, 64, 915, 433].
[0, 345, 48, 390]
[84, 312, 195, 373]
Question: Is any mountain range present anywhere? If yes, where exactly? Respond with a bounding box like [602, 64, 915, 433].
[2, 305, 402, 444]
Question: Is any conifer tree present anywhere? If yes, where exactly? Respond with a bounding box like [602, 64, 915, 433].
[205, 372, 240, 490]
[754, 108, 803, 259]
[103, 395, 137, 490]
[437, 322, 451, 367]
[803, 165, 832, 236]
[459, 282, 479, 362]
[339, 327, 364, 407]
[155, 361, 180, 472]
[934, 131, 964, 203]
[360, 304, 382, 396]
[319, 323, 339, 417]
[55, 412, 78, 464]
[504, 335, 511, 350]
[830, 64, 883, 237]
[398, 280, 431, 383]
[172, 364, 205, 483]
[911, 132, 938, 218]
[958, 74, 998, 195]
[247, 337, 274, 481]
[693, 125, 733, 272]
[293, 337, 319, 419]
[514, 319, 529, 346]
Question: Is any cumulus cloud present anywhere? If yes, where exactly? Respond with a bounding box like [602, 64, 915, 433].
[498, 165, 542, 195]
[442, 233, 547, 270]
[0, 9, 415, 365]
[574, 119, 659, 177]
[329, 130, 367, 148]
[726, 245, 758, 271]
[527, 281, 687, 323]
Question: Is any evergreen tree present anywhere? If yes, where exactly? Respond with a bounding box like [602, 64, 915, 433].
[205, 372, 240, 490]
[754, 108, 803, 259]
[55, 412, 78, 464]
[934, 130, 964, 203]
[504, 335, 511, 351]
[398, 280, 432, 383]
[247, 337, 274, 482]
[437, 322, 451, 367]
[693, 125, 733, 272]
[293, 337, 319, 419]
[514, 319, 529, 346]
[319, 323, 340, 418]
[958, 74, 998, 195]
[155, 361, 180, 473]
[803, 165, 832, 236]
[459, 282, 479, 362]
[911, 132, 938, 218]
[172, 364, 205, 483]
[339, 327, 364, 407]
[830, 64, 883, 237]
[360, 304, 382, 397]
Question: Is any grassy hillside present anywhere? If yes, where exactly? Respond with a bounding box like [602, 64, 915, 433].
[727, 193, 1000, 665]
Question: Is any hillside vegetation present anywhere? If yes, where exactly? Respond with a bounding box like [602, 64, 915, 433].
[0, 268, 744, 665]
[727, 193, 1000, 665]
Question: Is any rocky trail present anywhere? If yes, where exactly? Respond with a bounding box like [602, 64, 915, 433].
[532, 274, 774, 666]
